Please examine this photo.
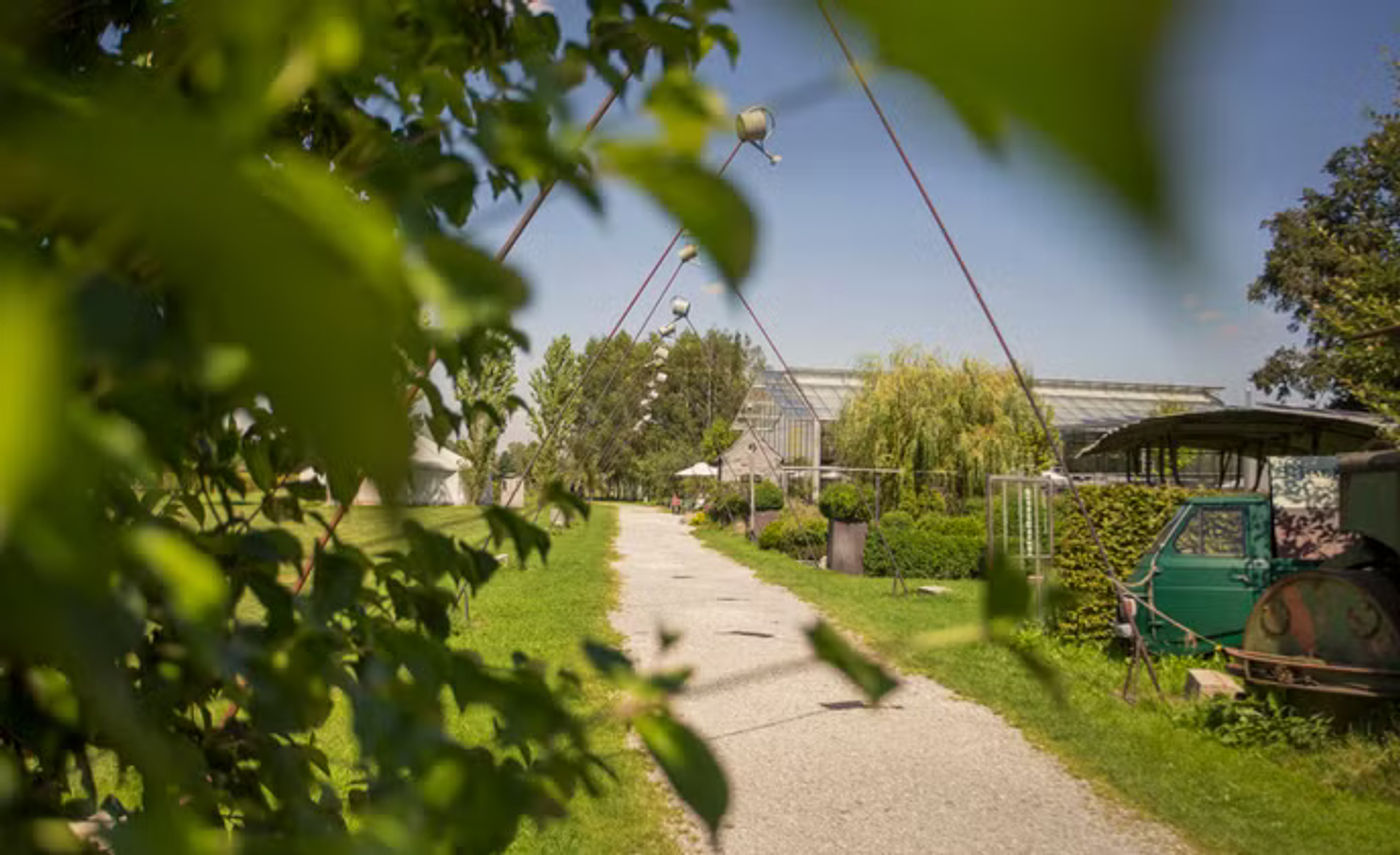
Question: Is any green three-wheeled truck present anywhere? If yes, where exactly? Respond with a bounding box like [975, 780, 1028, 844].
[1126, 451, 1400, 697]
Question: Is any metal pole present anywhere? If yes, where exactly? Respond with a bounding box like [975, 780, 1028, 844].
[875, 472, 882, 522]
[748, 471, 756, 539]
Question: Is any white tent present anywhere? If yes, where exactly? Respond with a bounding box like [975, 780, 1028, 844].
[353, 435, 470, 506]
[675, 461, 719, 478]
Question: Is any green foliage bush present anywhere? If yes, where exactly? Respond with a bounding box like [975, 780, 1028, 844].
[752, 479, 784, 512]
[1052, 484, 1191, 643]
[1174, 693, 1333, 750]
[899, 487, 946, 517]
[922, 514, 985, 538]
[818, 483, 874, 523]
[757, 507, 827, 561]
[863, 512, 984, 579]
[706, 487, 749, 524]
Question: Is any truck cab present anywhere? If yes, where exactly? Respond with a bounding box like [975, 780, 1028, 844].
[1127, 495, 1323, 652]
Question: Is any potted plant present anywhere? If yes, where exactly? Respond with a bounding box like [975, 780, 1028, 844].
[818, 483, 874, 574]
[748, 479, 785, 539]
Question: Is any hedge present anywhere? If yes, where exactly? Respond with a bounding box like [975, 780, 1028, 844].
[863, 511, 984, 579]
[818, 482, 874, 523]
[757, 508, 827, 561]
[1051, 483, 1193, 643]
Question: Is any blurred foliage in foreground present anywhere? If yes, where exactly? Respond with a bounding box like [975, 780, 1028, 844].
[0, 1, 751, 851]
[0, 0, 1185, 851]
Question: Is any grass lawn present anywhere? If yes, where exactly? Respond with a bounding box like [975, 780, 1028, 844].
[235, 503, 680, 853]
[694, 525, 1400, 854]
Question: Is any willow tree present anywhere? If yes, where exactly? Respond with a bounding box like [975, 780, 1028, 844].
[833, 349, 1051, 502]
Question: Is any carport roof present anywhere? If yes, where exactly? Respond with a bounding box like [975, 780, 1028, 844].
[1076, 404, 1390, 458]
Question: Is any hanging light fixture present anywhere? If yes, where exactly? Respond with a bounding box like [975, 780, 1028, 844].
[735, 106, 781, 166]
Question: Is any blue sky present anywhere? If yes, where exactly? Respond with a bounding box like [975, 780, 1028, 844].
[464, 1, 1400, 442]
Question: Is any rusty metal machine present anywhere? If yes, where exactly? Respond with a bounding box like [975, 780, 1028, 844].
[1228, 450, 1400, 697]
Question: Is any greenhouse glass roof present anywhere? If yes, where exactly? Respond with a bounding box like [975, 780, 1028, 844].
[736, 369, 1224, 433]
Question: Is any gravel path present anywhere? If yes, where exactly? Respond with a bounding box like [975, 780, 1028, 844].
[610, 505, 1188, 854]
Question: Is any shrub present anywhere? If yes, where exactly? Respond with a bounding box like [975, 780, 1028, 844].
[818, 482, 874, 523]
[920, 514, 984, 538]
[752, 479, 784, 512]
[864, 512, 984, 579]
[758, 507, 827, 561]
[899, 487, 946, 517]
[706, 487, 749, 523]
[1052, 484, 1194, 644]
[690, 511, 709, 526]
[1173, 693, 1333, 750]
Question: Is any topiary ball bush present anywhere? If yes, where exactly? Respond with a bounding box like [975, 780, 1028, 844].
[818, 482, 874, 523]
[752, 479, 784, 512]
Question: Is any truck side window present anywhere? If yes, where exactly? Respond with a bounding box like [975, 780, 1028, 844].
[1173, 507, 1246, 557]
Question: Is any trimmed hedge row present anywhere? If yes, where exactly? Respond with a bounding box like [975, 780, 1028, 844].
[1052, 484, 1192, 643]
[863, 511, 985, 579]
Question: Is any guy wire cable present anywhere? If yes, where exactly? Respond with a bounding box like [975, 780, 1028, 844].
[815, 0, 1208, 652]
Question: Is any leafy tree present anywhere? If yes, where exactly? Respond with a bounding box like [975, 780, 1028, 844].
[702, 418, 741, 462]
[573, 328, 761, 496]
[455, 332, 520, 504]
[528, 334, 582, 489]
[833, 348, 1051, 500]
[498, 440, 535, 479]
[1249, 78, 1400, 422]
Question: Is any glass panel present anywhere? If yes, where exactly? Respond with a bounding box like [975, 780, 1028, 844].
[1172, 508, 1245, 557]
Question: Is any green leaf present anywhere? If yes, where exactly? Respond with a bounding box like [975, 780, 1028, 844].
[0, 270, 61, 531]
[806, 619, 897, 704]
[830, 0, 1170, 216]
[634, 712, 729, 839]
[538, 481, 590, 524]
[583, 641, 634, 677]
[127, 526, 229, 626]
[482, 507, 551, 565]
[985, 546, 1031, 630]
[602, 142, 756, 285]
[0, 92, 417, 493]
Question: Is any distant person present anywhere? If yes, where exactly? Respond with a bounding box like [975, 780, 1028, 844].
[671, 493, 682, 515]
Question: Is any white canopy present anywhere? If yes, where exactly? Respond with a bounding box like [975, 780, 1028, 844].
[675, 461, 718, 478]
[412, 434, 468, 472]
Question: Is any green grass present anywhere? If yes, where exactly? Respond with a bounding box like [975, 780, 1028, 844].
[694, 525, 1400, 854]
[183, 503, 678, 853]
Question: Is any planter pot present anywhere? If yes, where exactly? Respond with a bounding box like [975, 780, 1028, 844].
[748, 509, 781, 540]
[827, 520, 867, 575]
